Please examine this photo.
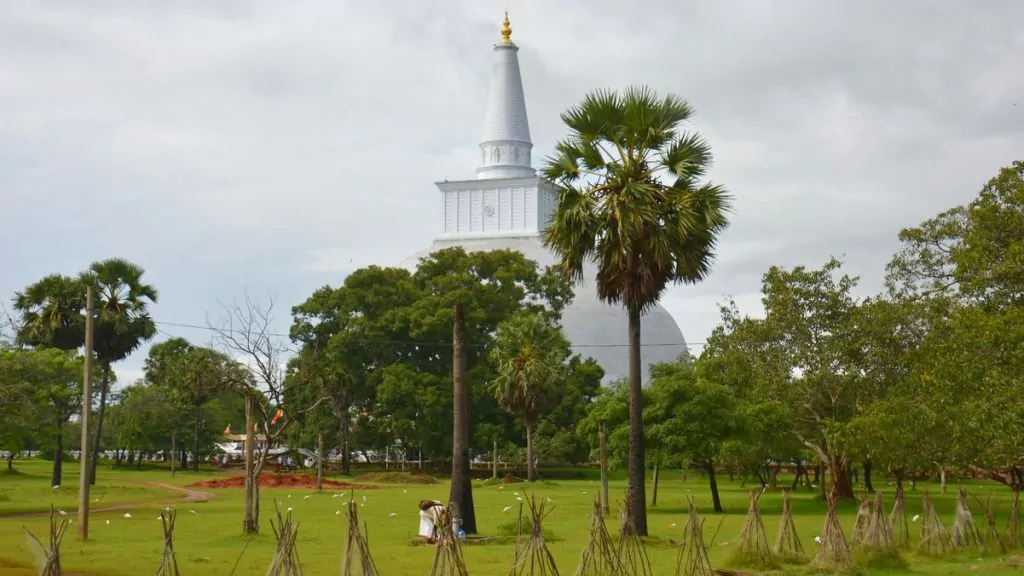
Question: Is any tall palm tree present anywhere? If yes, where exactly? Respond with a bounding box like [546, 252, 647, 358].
[12, 274, 85, 487]
[488, 311, 568, 482]
[543, 86, 732, 535]
[82, 258, 158, 484]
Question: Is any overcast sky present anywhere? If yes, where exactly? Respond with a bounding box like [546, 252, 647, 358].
[3, 0, 1023, 385]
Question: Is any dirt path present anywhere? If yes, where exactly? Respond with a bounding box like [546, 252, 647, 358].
[2, 480, 215, 519]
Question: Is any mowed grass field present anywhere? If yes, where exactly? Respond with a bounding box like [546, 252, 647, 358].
[2, 460, 1023, 575]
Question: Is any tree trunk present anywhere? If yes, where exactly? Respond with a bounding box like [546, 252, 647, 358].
[863, 459, 874, 492]
[492, 438, 498, 480]
[316, 432, 324, 492]
[127, 449, 135, 465]
[768, 464, 779, 489]
[940, 469, 948, 494]
[830, 455, 854, 499]
[599, 422, 610, 515]
[51, 425, 64, 488]
[334, 398, 351, 476]
[448, 301, 476, 534]
[193, 406, 202, 472]
[525, 422, 535, 482]
[170, 432, 176, 476]
[792, 461, 804, 490]
[812, 462, 821, 485]
[625, 304, 647, 536]
[243, 394, 258, 534]
[5, 451, 13, 471]
[707, 461, 723, 513]
[651, 464, 660, 507]
[180, 449, 187, 471]
[89, 365, 113, 485]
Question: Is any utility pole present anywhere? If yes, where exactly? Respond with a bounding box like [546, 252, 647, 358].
[77, 285, 94, 540]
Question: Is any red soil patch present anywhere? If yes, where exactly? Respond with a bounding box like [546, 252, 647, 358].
[189, 473, 384, 490]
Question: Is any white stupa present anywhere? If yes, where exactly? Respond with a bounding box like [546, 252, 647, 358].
[402, 13, 687, 383]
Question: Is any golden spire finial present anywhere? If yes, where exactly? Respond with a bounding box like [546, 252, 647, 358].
[500, 10, 513, 45]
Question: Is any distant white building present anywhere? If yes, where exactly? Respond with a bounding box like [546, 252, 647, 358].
[402, 14, 688, 383]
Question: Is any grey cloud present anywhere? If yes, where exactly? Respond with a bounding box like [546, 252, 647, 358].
[2, 0, 1023, 376]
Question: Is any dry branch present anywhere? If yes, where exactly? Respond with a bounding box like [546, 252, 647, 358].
[1006, 489, 1021, 548]
[509, 493, 559, 576]
[673, 496, 714, 576]
[615, 498, 653, 576]
[342, 500, 379, 576]
[888, 484, 910, 549]
[731, 489, 773, 568]
[429, 505, 469, 576]
[850, 495, 871, 548]
[950, 488, 982, 552]
[268, 501, 303, 576]
[973, 492, 1005, 554]
[918, 490, 951, 555]
[22, 506, 68, 576]
[157, 508, 181, 576]
[773, 488, 805, 561]
[811, 491, 852, 572]
[862, 491, 897, 557]
[574, 500, 622, 576]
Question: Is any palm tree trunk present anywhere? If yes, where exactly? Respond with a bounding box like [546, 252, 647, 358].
[448, 301, 476, 534]
[625, 303, 647, 536]
[525, 422, 535, 482]
[51, 423, 63, 488]
[89, 364, 112, 485]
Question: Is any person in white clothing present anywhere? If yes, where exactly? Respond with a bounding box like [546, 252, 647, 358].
[418, 500, 445, 543]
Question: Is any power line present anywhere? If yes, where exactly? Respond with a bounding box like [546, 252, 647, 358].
[152, 319, 708, 349]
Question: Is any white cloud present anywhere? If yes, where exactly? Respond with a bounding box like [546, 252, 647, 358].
[3, 0, 1023, 375]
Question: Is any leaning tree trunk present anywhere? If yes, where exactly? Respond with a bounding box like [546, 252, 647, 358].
[651, 464, 660, 507]
[89, 365, 113, 485]
[525, 422, 536, 482]
[51, 423, 64, 488]
[625, 303, 648, 536]
[707, 461, 723, 513]
[448, 301, 476, 534]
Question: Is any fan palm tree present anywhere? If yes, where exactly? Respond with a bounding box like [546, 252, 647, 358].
[543, 86, 732, 535]
[12, 274, 86, 486]
[488, 311, 569, 482]
[81, 258, 158, 484]
[12, 274, 85, 351]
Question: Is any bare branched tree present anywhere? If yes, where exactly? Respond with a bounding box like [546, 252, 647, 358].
[0, 303, 20, 345]
[208, 292, 326, 534]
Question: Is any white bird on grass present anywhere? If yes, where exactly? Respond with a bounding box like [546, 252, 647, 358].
[287, 494, 292, 498]
[303, 495, 312, 500]
[105, 520, 110, 525]
[363, 495, 368, 503]
[335, 510, 341, 516]
[51, 485, 60, 491]
[332, 493, 339, 498]
[123, 513, 132, 519]
[403, 488, 407, 494]
[189, 509, 198, 515]
[389, 512, 397, 517]
[670, 522, 676, 528]
[58, 510, 67, 516]
[913, 514, 920, 522]
[503, 506, 511, 513]
[814, 536, 822, 544]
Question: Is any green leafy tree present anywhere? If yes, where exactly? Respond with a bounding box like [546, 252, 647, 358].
[645, 360, 735, 512]
[0, 348, 82, 483]
[543, 87, 732, 534]
[488, 311, 570, 481]
[81, 258, 159, 484]
[532, 356, 604, 465]
[145, 338, 251, 470]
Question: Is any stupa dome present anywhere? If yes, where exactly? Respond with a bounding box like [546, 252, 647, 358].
[400, 13, 688, 383]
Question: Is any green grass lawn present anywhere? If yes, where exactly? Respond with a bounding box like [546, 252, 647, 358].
[2, 461, 1023, 575]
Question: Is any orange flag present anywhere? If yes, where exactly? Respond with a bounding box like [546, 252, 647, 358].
[271, 408, 284, 425]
